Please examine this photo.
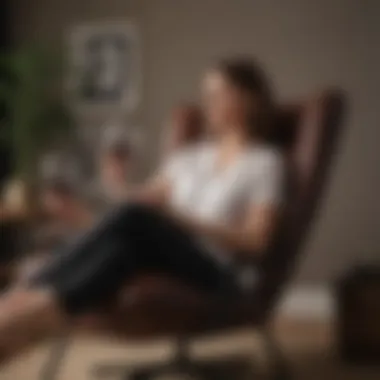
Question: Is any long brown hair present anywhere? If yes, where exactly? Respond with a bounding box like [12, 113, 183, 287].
[216, 57, 275, 141]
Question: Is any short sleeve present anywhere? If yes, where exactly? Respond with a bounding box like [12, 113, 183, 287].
[248, 149, 285, 206]
[161, 154, 180, 183]
[160, 148, 192, 183]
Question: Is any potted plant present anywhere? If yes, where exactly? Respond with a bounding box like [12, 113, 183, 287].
[0, 46, 75, 218]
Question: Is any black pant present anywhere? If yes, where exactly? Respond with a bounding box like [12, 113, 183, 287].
[31, 203, 239, 314]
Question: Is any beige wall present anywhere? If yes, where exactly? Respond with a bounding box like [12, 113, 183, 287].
[11, 0, 380, 284]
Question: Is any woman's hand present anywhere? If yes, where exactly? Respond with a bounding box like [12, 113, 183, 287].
[133, 189, 167, 209]
[128, 175, 170, 210]
[166, 203, 280, 258]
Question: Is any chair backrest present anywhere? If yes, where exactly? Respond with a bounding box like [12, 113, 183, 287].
[256, 89, 346, 319]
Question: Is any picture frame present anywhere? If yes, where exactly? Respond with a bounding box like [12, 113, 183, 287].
[66, 21, 141, 116]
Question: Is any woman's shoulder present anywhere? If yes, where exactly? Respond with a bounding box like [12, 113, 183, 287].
[173, 141, 214, 161]
[247, 143, 282, 159]
[162, 142, 211, 173]
[245, 144, 284, 171]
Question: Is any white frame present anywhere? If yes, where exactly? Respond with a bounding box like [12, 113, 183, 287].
[66, 21, 141, 117]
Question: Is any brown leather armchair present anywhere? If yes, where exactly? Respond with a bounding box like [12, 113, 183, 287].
[42, 89, 346, 380]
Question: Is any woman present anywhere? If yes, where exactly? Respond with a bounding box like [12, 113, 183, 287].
[0, 58, 284, 362]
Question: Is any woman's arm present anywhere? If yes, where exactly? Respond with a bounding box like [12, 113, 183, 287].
[169, 203, 280, 258]
[128, 150, 183, 206]
[170, 149, 284, 258]
[128, 173, 171, 208]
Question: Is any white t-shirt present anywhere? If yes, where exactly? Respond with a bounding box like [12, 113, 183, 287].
[163, 142, 284, 273]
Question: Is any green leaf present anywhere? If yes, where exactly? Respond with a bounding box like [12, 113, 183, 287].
[0, 45, 75, 180]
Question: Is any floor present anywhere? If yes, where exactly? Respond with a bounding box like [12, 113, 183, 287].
[0, 318, 379, 380]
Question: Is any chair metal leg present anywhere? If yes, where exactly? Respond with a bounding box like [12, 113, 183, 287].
[93, 337, 254, 380]
[93, 328, 293, 380]
[128, 338, 208, 380]
[92, 338, 201, 380]
[259, 327, 293, 380]
[39, 335, 71, 380]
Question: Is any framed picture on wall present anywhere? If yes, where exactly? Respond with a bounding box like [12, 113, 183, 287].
[66, 21, 141, 115]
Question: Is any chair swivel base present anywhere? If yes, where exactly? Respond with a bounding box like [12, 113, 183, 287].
[93, 356, 253, 380]
[91, 332, 293, 380]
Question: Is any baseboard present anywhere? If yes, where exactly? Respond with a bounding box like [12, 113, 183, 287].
[277, 286, 335, 321]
